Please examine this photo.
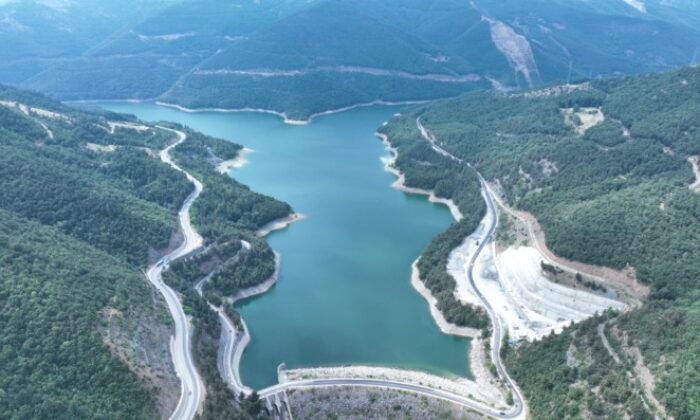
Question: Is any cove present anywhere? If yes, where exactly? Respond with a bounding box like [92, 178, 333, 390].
[98, 102, 471, 389]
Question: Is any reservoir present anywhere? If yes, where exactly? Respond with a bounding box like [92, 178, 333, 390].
[99, 102, 471, 389]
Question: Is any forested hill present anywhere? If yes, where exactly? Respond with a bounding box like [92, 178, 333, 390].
[0, 85, 189, 418]
[379, 65, 700, 419]
[162, 0, 700, 119]
[4, 0, 700, 119]
[0, 86, 291, 419]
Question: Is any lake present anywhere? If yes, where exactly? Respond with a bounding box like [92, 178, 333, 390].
[99, 102, 471, 389]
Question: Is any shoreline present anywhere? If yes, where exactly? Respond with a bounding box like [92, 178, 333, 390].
[82, 98, 427, 126]
[156, 101, 307, 125]
[377, 132, 463, 221]
[69, 96, 430, 126]
[256, 212, 305, 237]
[410, 260, 479, 338]
[220, 209, 303, 395]
[157, 100, 428, 126]
[216, 147, 253, 174]
[231, 252, 281, 303]
[378, 130, 505, 400]
[297, 99, 428, 125]
[378, 128, 473, 335]
[221, 252, 282, 396]
[65, 98, 157, 105]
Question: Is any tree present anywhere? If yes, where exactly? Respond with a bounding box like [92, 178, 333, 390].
[243, 391, 263, 417]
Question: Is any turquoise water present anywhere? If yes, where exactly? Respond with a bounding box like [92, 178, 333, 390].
[99, 102, 471, 389]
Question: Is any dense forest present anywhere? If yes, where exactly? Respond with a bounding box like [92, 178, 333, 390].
[379, 117, 489, 329]
[161, 0, 700, 120]
[0, 86, 190, 418]
[0, 85, 288, 419]
[0, 210, 159, 419]
[168, 128, 292, 238]
[381, 65, 700, 418]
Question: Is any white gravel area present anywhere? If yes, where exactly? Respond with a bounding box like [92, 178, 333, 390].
[688, 155, 700, 192]
[485, 245, 626, 341]
[447, 213, 493, 307]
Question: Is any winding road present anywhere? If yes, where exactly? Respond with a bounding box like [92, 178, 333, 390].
[415, 118, 527, 417]
[146, 126, 204, 420]
[472, 176, 526, 419]
[218, 313, 254, 395]
[148, 117, 524, 418]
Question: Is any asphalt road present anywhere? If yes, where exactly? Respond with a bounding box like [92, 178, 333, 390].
[417, 117, 526, 418]
[471, 177, 526, 419]
[217, 308, 253, 395]
[146, 126, 204, 420]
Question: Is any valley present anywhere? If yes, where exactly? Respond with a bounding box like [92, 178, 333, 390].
[3, 1, 700, 419]
[99, 101, 474, 391]
[100, 95, 639, 419]
[3, 67, 695, 418]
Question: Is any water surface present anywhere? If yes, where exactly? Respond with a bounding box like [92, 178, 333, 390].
[99, 102, 471, 389]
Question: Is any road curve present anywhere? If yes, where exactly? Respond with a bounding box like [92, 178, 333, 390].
[416, 117, 526, 418]
[218, 311, 254, 395]
[261, 377, 510, 417]
[146, 126, 204, 420]
[193, 258, 253, 396]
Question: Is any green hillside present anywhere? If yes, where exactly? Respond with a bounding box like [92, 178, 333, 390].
[379, 65, 700, 419]
[0, 86, 290, 419]
[171, 0, 700, 119]
[19, 0, 313, 101]
[7, 0, 700, 118]
[0, 86, 187, 418]
[0, 0, 175, 84]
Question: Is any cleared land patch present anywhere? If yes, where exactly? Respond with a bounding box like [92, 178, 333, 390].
[561, 107, 605, 135]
